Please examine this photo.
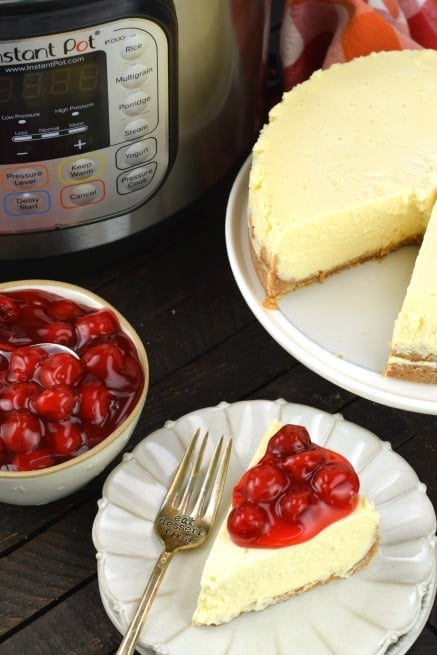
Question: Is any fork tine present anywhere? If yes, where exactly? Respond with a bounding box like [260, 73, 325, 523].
[192, 436, 232, 521]
[160, 428, 200, 508]
[164, 429, 208, 513]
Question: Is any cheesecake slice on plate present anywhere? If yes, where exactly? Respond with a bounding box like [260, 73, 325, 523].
[193, 420, 380, 626]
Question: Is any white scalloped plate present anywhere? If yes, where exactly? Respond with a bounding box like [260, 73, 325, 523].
[92, 400, 436, 655]
[225, 157, 437, 414]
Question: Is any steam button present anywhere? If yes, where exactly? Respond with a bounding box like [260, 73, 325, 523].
[123, 118, 150, 140]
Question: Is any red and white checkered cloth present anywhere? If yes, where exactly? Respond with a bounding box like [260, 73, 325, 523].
[281, 0, 437, 90]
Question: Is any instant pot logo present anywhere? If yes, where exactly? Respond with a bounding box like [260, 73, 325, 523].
[0, 35, 96, 64]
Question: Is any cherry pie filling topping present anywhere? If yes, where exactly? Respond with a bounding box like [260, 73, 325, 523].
[227, 424, 360, 548]
[0, 289, 144, 471]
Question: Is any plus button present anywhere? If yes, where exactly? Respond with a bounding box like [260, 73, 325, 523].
[74, 139, 87, 151]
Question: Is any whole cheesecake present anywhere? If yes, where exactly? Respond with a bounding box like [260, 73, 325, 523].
[192, 421, 379, 626]
[248, 49, 437, 383]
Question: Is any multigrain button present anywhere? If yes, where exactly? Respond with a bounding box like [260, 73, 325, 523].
[117, 163, 157, 194]
[123, 117, 150, 140]
[117, 62, 153, 89]
[61, 181, 105, 208]
[120, 32, 149, 60]
[120, 91, 153, 116]
[116, 138, 157, 169]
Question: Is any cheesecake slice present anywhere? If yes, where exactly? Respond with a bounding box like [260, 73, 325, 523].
[385, 203, 437, 382]
[192, 421, 379, 626]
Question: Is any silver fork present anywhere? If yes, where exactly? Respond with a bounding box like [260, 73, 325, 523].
[116, 429, 232, 655]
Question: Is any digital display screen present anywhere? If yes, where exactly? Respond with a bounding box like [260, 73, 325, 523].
[0, 51, 109, 164]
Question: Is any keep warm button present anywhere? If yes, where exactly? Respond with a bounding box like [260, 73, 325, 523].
[117, 162, 157, 194]
[61, 180, 105, 208]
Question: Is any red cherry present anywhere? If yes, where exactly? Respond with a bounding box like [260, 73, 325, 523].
[0, 294, 19, 320]
[76, 309, 119, 345]
[13, 448, 56, 471]
[47, 299, 83, 321]
[37, 353, 84, 388]
[279, 488, 312, 522]
[245, 463, 288, 503]
[0, 437, 5, 464]
[47, 421, 83, 455]
[78, 383, 111, 424]
[0, 381, 41, 412]
[82, 343, 125, 386]
[312, 463, 360, 507]
[37, 321, 76, 347]
[7, 346, 47, 383]
[267, 424, 312, 457]
[227, 502, 268, 543]
[33, 384, 77, 421]
[1, 410, 42, 453]
[283, 448, 325, 480]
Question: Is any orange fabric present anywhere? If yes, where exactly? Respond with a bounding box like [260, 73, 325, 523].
[281, 0, 437, 90]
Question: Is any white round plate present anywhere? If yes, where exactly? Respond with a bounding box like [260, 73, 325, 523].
[225, 158, 437, 414]
[93, 399, 436, 655]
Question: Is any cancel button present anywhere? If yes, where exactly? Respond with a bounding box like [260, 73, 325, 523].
[61, 181, 105, 208]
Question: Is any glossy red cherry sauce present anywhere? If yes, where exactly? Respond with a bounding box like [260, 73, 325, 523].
[0, 289, 144, 471]
[227, 424, 360, 548]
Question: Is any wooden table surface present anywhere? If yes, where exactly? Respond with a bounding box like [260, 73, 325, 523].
[0, 157, 436, 654]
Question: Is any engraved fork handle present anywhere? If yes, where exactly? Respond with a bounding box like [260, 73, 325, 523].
[116, 549, 174, 655]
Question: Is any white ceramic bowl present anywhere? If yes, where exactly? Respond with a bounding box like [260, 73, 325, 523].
[0, 279, 149, 505]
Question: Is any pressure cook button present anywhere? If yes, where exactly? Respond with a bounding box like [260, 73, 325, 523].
[120, 32, 149, 60]
[61, 181, 105, 208]
[123, 118, 150, 140]
[118, 62, 152, 89]
[120, 91, 152, 116]
[117, 163, 157, 194]
[116, 138, 157, 169]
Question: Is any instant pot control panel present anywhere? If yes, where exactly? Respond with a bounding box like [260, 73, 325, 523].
[0, 12, 176, 234]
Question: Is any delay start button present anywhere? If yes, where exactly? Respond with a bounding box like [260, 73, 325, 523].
[60, 180, 105, 208]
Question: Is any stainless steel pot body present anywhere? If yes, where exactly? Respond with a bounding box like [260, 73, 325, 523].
[0, 0, 271, 258]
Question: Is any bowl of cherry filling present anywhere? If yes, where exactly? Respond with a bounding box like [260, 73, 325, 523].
[0, 279, 149, 505]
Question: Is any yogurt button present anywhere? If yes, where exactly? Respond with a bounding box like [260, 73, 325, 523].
[116, 138, 157, 169]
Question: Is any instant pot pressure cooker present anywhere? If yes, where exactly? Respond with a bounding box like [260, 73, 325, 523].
[0, 0, 271, 258]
